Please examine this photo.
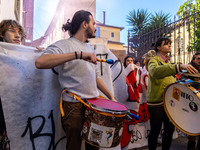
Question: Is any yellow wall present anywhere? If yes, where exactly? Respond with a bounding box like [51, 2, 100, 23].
[97, 25, 121, 42]
[107, 43, 123, 50]
[169, 24, 191, 64]
[90, 37, 107, 46]
[92, 25, 124, 51]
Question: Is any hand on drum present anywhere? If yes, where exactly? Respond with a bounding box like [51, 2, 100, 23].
[110, 96, 117, 102]
[181, 64, 198, 74]
[82, 52, 97, 64]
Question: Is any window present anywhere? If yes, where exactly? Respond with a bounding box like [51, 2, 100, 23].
[111, 32, 114, 37]
[15, 0, 20, 21]
[25, 39, 31, 42]
[177, 36, 184, 52]
[95, 27, 100, 37]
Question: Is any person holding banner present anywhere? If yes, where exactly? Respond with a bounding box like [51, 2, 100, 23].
[35, 10, 116, 150]
[134, 60, 141, 67]
[143, 38, 197, 150]
[0, 20, 26, 44]
[0, 19, 28, 150]
[123, 56, 134, 68]
[0, 19, 44, 150]
[0, 19, 44, 48]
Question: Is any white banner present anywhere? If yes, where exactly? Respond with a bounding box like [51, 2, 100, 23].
[122, 64, 179, 150]
[0, 42, 128, 150]
[0, 42, 65, 150]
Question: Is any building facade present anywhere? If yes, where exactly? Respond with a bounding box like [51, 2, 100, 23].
[0, 0, 126, 62]
[25, 0, 126, 62]
[39, 0, 96, 48]
[0, 0, 24, 24]
[89, 12, 126, 62]
[22, 0, 34, 46]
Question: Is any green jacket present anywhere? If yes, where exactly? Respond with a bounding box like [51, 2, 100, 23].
[147, 55, 176, 106]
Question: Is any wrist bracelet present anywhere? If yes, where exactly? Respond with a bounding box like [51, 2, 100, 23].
[77, 51, 81, 59]
[80, 51, 82, 59]
[175, 63, 181, 73]
[75, 51, 78, 59]
[179, 63, 182, 72]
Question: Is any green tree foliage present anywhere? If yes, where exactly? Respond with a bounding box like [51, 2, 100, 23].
[177, 0, 200, 51]
[148, 11, 171, 30]
[127, 9, 171, 60]
[126, 9, 151, 35]
[127, 9, 171, 36]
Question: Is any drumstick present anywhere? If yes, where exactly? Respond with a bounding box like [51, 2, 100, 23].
[97, 59, 114, 64]
[127, 112, 140, 120]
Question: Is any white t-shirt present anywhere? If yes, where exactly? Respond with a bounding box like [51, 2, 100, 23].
[42, 37, 99, 102]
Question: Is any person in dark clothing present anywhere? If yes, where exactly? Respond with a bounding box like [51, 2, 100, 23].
[134, 60, 140, 67]
[187, 52, 200, 150]
[189, 52, 200, 72]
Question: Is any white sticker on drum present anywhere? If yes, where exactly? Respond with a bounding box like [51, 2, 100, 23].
[88, 122, 115, 147]
[169, 99, 175, 107]
[119, 127, 123, 137]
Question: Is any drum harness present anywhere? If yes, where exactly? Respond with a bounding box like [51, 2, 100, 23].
[59, 89, 91, 120]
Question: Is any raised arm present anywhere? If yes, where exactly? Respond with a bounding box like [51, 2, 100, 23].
[35, 52, 97, 69]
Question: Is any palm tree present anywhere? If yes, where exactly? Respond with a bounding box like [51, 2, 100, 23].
[127, 9, 171, 61]
[148, 11, 171, 30]
[126, 9, 151, 36]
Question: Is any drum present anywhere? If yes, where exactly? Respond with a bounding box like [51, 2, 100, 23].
[60, 90, 139, 147]
[81, 98, 128, 148]
[163, 80, 200, 136]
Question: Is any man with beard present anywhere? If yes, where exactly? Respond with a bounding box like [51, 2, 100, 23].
[187, 51, 200, 150]
[35, 10, 115, 150]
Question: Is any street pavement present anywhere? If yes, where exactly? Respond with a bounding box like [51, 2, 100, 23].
[130, 136, 188, 150]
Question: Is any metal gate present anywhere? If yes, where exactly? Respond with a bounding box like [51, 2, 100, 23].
[127, 9, 200, 65]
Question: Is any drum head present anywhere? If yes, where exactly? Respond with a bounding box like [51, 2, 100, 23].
[87, 98, 128, 115]
[163, 83, 200, 136]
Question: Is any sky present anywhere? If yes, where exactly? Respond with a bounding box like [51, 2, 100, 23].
[33, 0, 59, 40]
[34, 0, 187, 46]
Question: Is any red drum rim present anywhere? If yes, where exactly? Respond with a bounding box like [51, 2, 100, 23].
[163, 83, 200, 136]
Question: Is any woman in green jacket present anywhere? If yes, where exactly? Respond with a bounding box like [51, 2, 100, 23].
[143, 38, 197, 150]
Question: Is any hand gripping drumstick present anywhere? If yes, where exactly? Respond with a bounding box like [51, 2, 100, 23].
[127, 112, 140, 120]
[97, 59, 114, 64]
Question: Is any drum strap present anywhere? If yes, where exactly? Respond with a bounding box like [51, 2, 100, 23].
[60, 89, 91, 117]
[60, 89, 107, 117]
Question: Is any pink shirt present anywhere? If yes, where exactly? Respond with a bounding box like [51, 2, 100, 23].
[157, 53, 170, 63]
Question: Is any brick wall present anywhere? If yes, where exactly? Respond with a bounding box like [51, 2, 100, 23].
[110, 50, 127, 63]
